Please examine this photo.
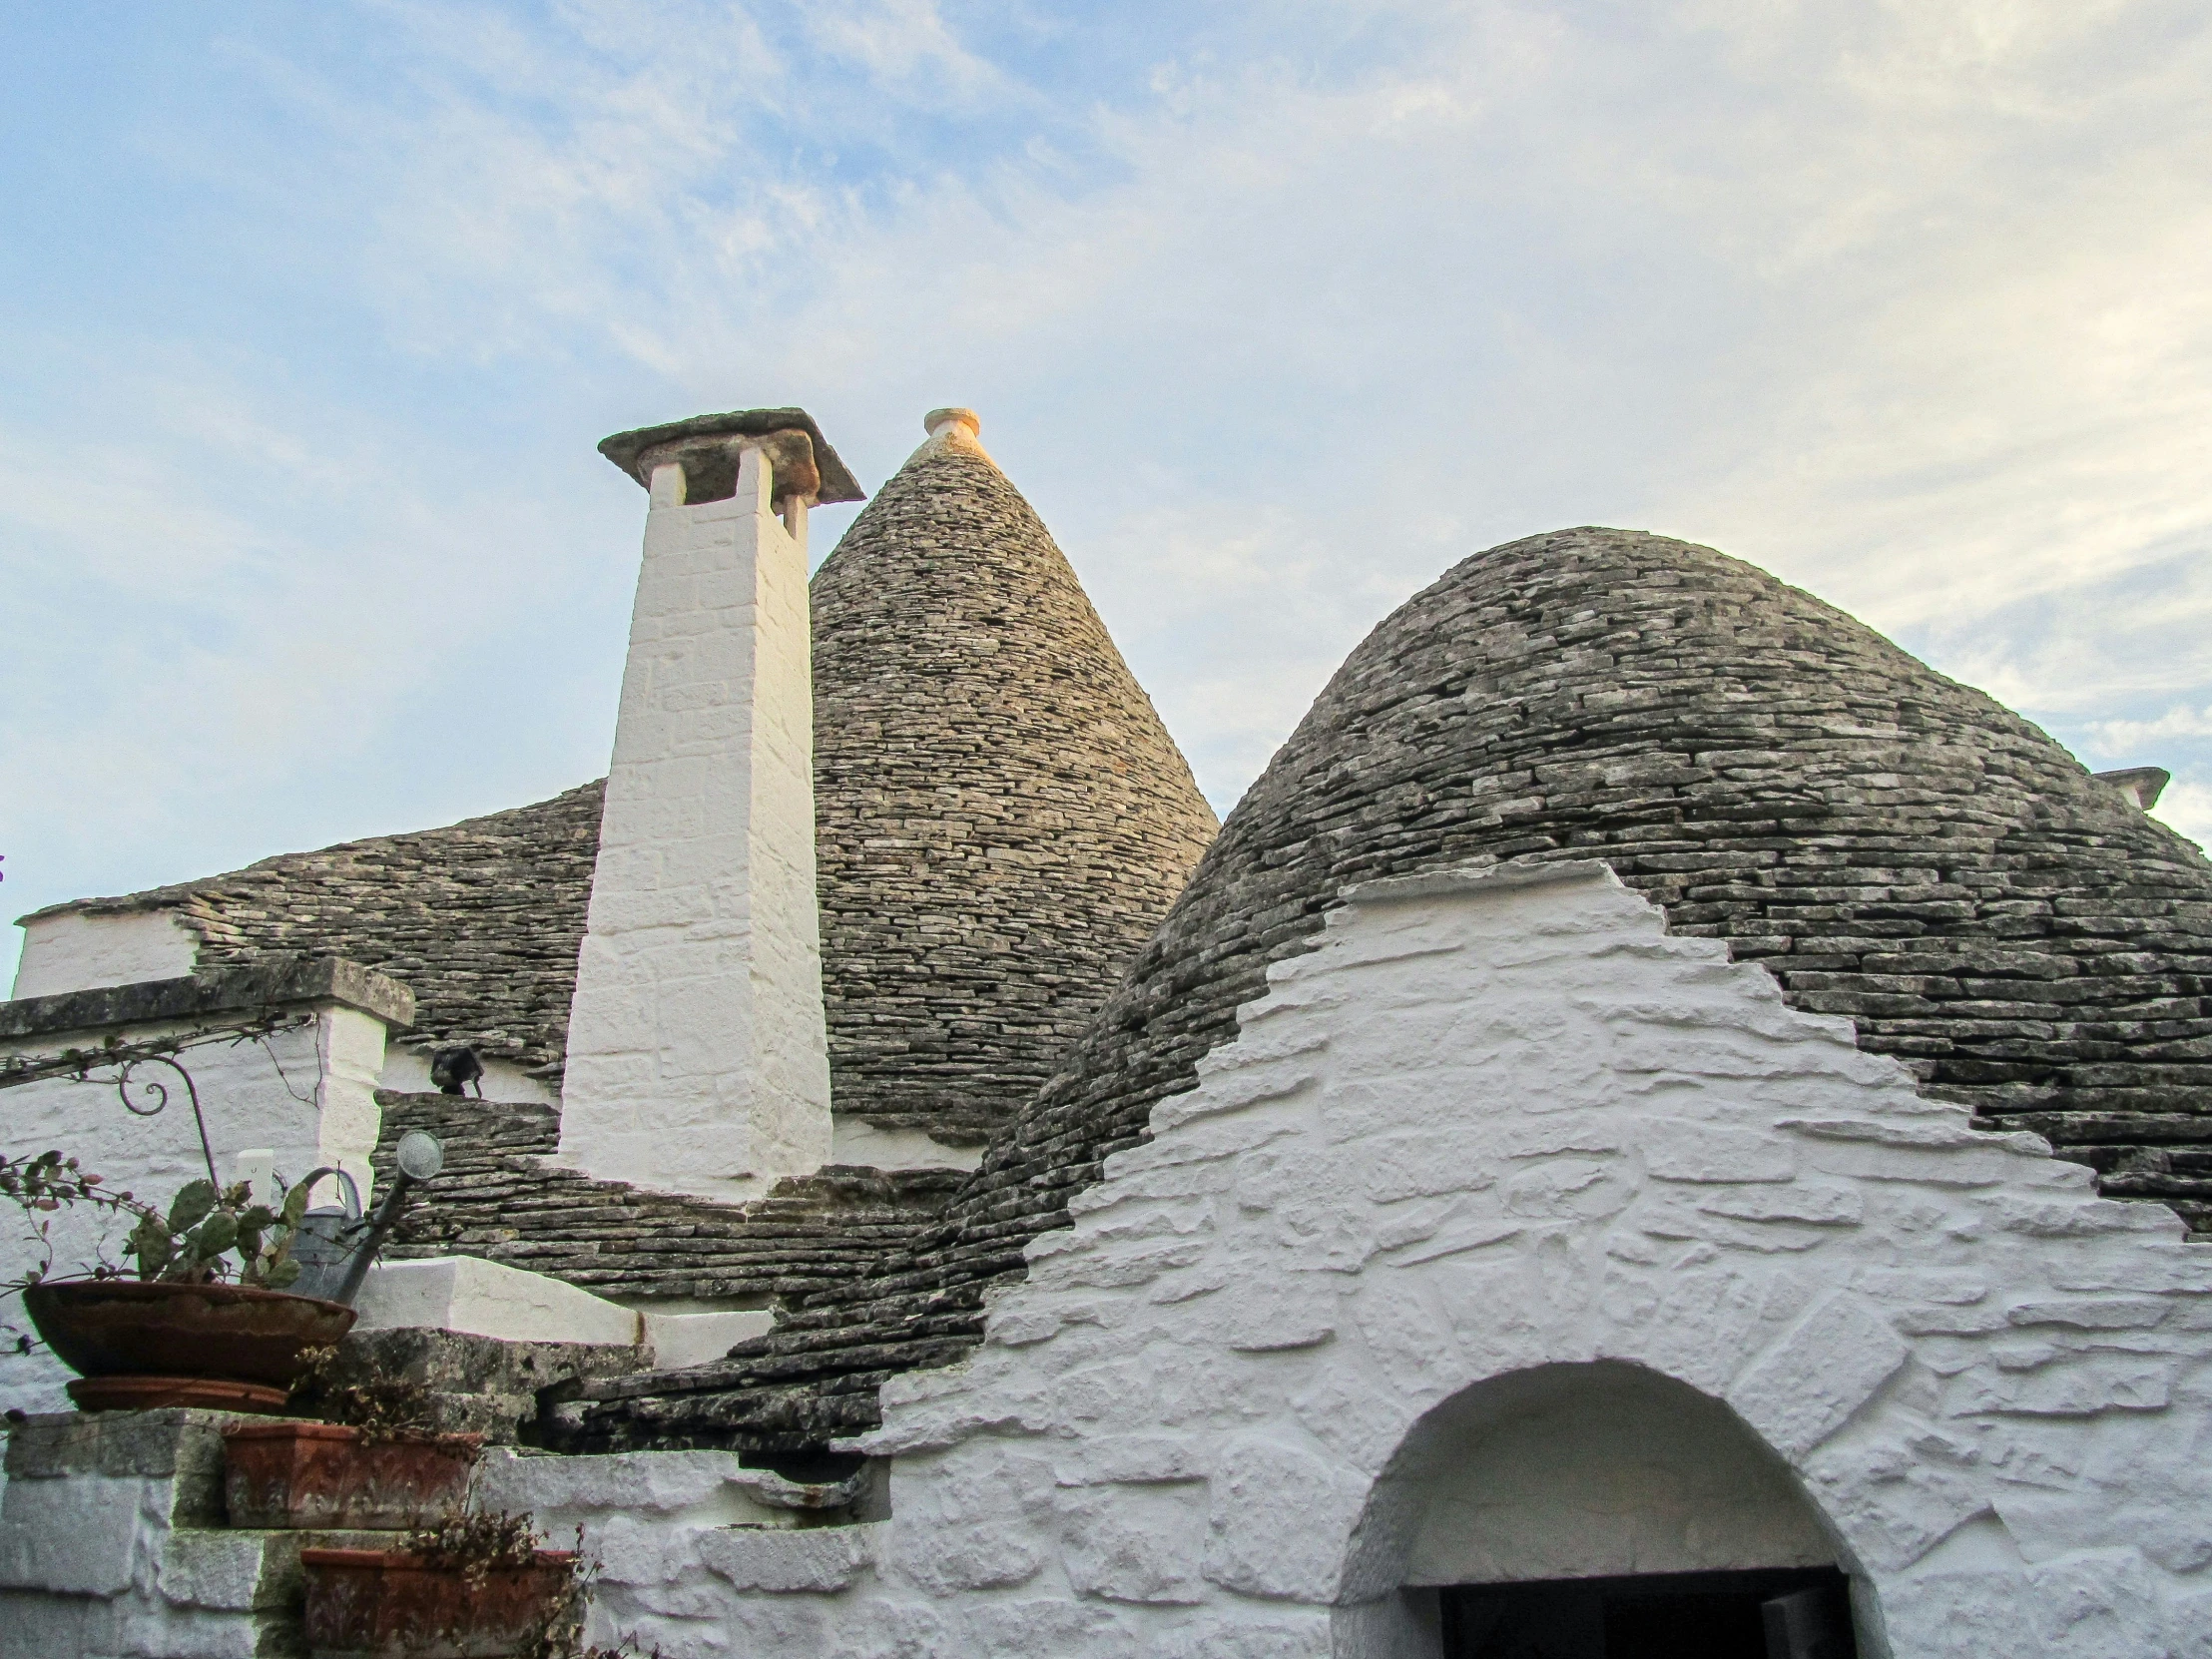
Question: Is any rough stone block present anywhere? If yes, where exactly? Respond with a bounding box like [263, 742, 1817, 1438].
[1058, 1484, 1207, 1604]
[0, 1474, 154, 1595]
[696, 1522, 879, 1593]
[1729, 1295, 1908, 1458]
[1203, 1435, 1364, 1603]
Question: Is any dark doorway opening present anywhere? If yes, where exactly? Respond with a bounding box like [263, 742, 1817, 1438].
[1439, 1566, 1856, 1659]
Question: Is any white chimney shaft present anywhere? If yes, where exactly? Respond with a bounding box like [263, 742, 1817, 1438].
[558, 415, 843, 1200]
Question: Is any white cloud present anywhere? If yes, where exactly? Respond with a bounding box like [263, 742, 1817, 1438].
[2151, 781, 2212, 850]
[803, 0, 1010, 102]
[2085, 706, 2212, 755]
[10, 0, 2212, 986]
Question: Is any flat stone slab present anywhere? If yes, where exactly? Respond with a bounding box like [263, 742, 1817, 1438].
[599, 408, 863, 503]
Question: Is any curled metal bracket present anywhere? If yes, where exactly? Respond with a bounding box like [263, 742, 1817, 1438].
[115, 1054, 221, 1191]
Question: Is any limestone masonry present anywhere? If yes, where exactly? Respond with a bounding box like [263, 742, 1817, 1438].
[810, 409, 1218, 1146]
[558, 424, 834, 1200]
[7, 413, 2210, 1658]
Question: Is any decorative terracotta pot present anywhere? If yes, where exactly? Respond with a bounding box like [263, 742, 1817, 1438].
[22, 1279, 356, 1387]
[224, 1421, 484, 1529]
[299, 1547, 576, 1659]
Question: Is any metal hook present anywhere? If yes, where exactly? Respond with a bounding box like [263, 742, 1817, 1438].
[115, 1055, 220, 1191]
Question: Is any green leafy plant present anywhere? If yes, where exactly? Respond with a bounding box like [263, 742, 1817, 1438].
[120, 1174, 311, 1288]
[1, 1149, 314, 1297]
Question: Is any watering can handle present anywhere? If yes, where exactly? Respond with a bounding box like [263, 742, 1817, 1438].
[293, 1166, 363, 1221]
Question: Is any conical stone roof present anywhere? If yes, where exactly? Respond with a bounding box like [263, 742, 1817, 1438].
[809, 410, 1218, 1144]
[561, 525, 2212, 1454]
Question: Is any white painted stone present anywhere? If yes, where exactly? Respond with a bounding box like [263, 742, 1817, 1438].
[830, 1116, 983, 1173]
[641, 1308, 774, 1370]
[351, 1256, 640, 1347]
[559, 439, 832, 1202]
[10, 910, 198, 999]
[696, 1524, 881, 1592]
[0, 1473, 150, 1595]
[471, 1448, 875, 1577]
[1058, 1481, 1208, 1604]
[0, 1411, 315, 1659]
[732, 861, 2209, 1656]
[0, 1001, 395, 1414]
[375, 1044, 557, 1103]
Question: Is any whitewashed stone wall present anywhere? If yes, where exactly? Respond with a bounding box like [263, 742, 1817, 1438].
[0, 1409, 328, 1659]
[544, 861, 2212, 1659]
[0, 1001, 393, 1414]
[560, 442, 832, 1202]
[11, 912, 198, 1000]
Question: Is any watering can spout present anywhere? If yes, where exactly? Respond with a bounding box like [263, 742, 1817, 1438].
[287, 1131, 445, 1308]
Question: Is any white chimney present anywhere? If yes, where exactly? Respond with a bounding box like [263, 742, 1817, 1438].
[557, 409, 860, 1201]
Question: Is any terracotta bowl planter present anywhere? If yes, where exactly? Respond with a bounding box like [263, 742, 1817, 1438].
[300, 1546, 577, 1659]
[23, 1279, 356, 1386]
[225, 1421, 484, 1529]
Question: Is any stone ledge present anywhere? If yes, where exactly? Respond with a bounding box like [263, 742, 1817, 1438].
[599, 407, 864, 503]
[1340, 856, 1616, 906]
[0, 955, 414, 1039]
[2, 1407, 253, 1485]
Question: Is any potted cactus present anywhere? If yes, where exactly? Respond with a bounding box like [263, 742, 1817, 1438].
[2, 1149, 355, 1409]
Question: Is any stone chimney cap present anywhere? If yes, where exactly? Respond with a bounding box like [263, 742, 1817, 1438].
[2093, 766, 2171, 811]
[599, 407, 865, 504]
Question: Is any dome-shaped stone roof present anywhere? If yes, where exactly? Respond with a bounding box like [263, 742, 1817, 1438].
[810, 411, 1219, 1144]
[954, 525, 2212, 1241]
[565, 526, 2212, 1454]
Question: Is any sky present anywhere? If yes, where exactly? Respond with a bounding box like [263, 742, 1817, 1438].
[3, 0, 2209, 988]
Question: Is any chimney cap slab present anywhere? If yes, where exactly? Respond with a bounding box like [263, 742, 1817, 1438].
[2093, 766, 2171, 810]
[598, 407, 864, 504]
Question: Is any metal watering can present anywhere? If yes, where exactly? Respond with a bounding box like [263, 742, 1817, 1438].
[286, 1129, 445, 1307]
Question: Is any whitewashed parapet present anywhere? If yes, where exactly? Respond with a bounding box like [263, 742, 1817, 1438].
[9, 909, 200, 1000]
[0, 958, 412, 1414]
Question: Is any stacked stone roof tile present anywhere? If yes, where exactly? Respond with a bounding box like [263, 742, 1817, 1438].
[33, 784, 606, 1075]
[557, 526, 2212, 1453]
[808, 420, 1219, 1142]
[372, 1091, 959, 1306]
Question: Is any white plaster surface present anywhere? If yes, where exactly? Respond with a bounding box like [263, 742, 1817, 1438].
[351, 1256, 641, 1347]
[375, 1044, 557, 1103]
[461, 1449, 884, 1651]
[642, 1308, 775, 1370]
[830, 1116, 984, 1173]
[519, 861, 2212, 1658]
[474, 1447, 866, 1534]
[560, 443, 833, 1202]
[1389, 1362, 1833, 1586]
[0, 1003, 391, 1414]
[9, 911, 198, 999]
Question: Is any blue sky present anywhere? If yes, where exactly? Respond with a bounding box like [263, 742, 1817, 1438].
[5, 1, 2210, 986]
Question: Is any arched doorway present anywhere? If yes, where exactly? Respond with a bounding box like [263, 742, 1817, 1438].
[1334, 1362, 1867, 1659]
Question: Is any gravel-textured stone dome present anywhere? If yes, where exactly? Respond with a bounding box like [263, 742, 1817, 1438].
[809, 412, 1219, 1145]
[564, 525, 2212, 1452]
